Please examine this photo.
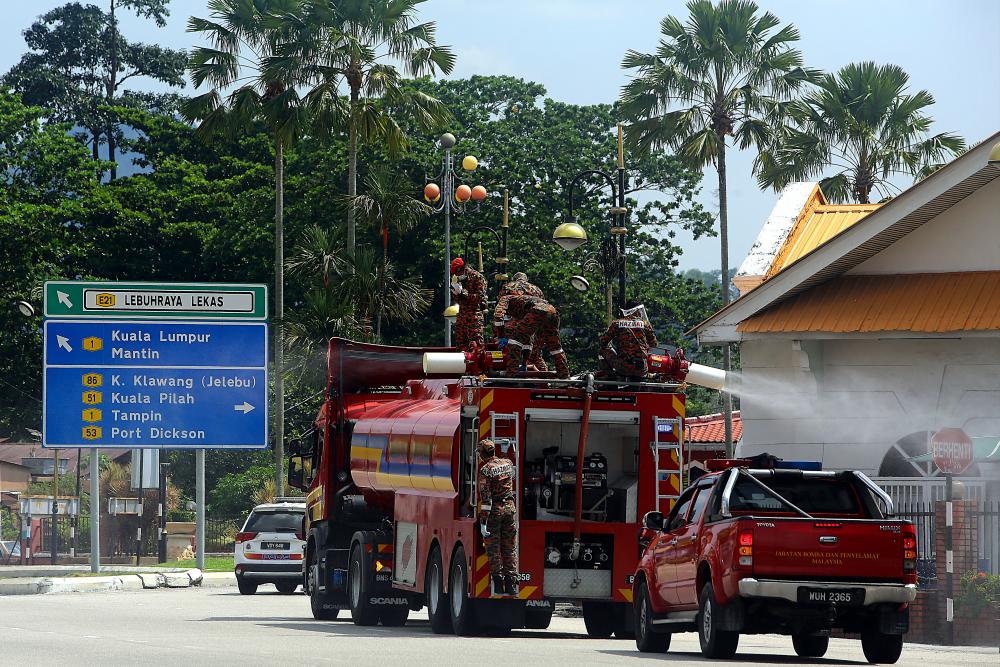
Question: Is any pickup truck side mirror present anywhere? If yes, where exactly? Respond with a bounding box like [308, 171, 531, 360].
[642, 511, 664, 531]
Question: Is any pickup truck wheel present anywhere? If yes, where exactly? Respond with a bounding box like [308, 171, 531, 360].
[275, 581, 298, 594]
[698, 583, 739, 659]
[792, 634, 829, 658]
[349, 539, 379, 626]
[449, 545, 479, 636]
[634, 580, 670, 653]
[582, 601, 615, 638]
[861, 630, 903, 664]
[307, 547, 339, 620]
[426, 546, 453, 634]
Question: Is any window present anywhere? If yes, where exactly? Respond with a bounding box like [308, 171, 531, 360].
[245, 511, 303, 533]
[729, 476, 861, 515]
[688, 488, 712, 526]
[666, 488, 696, 531]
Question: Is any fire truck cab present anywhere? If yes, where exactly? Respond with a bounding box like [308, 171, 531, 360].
[288, 339, 695, 636]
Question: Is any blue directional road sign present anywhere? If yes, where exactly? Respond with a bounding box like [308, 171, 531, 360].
[43, 320, 268, 449]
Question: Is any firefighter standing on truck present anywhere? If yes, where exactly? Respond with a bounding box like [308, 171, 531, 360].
[450, 257, 487, 351]
[599, 300, 658, 379]
[478, 438, 518, 595]
[497, 272, 547, 371]
[494, 291, 570, 378]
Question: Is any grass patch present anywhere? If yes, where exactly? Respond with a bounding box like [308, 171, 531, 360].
[156, 556, 234, 572]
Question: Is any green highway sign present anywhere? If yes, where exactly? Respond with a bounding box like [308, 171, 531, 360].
[44, 281, 268, 320]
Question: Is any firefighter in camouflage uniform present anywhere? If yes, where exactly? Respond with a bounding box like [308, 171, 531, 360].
[599, 300, 658, 379]
[495, 272, 548, 372]
[477, 439, 518, 595]
[450, 258, 486, 351]
[494, 291, 570, 378]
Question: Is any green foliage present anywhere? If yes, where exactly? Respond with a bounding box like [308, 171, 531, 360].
[756, 61, 965, 203]
[956, 570, 1000, 616]
[208, 465, 275, 516]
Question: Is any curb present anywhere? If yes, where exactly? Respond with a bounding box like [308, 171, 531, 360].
[0, 568, 220, 595]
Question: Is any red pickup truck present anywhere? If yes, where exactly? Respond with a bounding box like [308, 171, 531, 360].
[632, 459, 917, 664]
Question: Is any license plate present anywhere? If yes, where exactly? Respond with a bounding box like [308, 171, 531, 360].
[797, 588, 864, 606]
[262, 553, 290, 560]
[261, 541, 289, 550]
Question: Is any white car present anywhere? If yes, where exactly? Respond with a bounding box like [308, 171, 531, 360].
[234, 501, 306, 595]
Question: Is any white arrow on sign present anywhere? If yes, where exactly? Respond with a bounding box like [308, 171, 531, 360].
[234, 402, 255, 414]
[56, 335, 73, 352]
[57, 291, 73, 308]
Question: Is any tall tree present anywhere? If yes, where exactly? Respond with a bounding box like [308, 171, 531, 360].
[2, 1, 186, 177]
[184, 0, 310, 495]
[344, 167, 430, 336]
[279, 0, 455, 259]
[619, 0, 815, 455]
[757, 62, 965, 203]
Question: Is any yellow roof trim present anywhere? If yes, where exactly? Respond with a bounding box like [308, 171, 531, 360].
[763, 186, 881, 281]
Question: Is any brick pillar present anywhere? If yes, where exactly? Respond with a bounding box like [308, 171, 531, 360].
[934, 499, 979, 644]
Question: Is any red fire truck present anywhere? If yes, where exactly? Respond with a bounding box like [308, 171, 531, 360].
[287, 338, 725, 635]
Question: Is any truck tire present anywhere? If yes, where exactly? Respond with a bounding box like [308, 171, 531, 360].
[582, 600, 616, 638]
[635, 580, 670, 653]
[861, 630, 903, 664]
[349, 539, 379, 626]
[307, 545, 339, 620]
[236, 576, 257, 596]
[524, 603, 554, 630]
[379, 606, 409, 627]
[698, 583, 739, 659]
[614, 602, 635, 639]
[448, 544, 479, 636]
[426, 546, 453, 634]
[275, 581, 299, 594]
[792, 633, 829, 658]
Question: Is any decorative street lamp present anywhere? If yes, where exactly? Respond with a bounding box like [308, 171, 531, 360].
[463, 189, 512, 298]
[553, 123, 629, 316]
[424, 132, 488, 346]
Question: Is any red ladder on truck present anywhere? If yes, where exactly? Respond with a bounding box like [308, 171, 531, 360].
[652, 417, 684, 513]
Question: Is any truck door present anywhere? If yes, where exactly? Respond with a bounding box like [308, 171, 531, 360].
[653, 486, 696, 607]
[672, 486, 711, 608]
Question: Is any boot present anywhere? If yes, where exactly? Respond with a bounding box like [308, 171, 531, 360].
[552, 351, 570, 379]
[505, 575, 519, 596]
[492, 574, 505, 595]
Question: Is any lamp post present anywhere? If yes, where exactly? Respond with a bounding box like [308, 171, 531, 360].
[463, 189, 512, 298]
[553, 124, 629, 318]
[423, 133, 488, 346]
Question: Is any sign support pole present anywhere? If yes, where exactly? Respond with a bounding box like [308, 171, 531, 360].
[135, 450, 144, 566]
[51, 448, 59, 566]
[196, 449, 205, 571]
[90, 449, 100, 573]
[945, 472, 954, 645]
[158, 462, 167, 563]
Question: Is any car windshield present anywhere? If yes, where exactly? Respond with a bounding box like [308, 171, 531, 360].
[245, 510, 302, 533]
[730, 476, 861, 515]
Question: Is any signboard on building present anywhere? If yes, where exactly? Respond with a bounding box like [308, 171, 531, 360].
[931, 427, 973, 475]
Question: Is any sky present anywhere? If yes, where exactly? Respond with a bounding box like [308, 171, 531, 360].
[2, 0, 998, 271]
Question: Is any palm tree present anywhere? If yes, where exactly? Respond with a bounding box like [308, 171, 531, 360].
[344, 167, 431, 335]
[757, 62, 965, 204]
[619, 0, 815, 456]
[183, 0, 310, 495]
[274, 0, 455, 259]
[286, 224, 431, 342]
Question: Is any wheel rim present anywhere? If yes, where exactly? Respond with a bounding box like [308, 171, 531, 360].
[429, 562, 440, 613]
[350, 556, 361, 607]
[308, 554, 317, 595]
[451, 562, 465, 617]
[639, 595, 648, 638]
[702, 597, 712, 638]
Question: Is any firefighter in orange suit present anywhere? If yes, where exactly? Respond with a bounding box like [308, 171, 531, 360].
[478, 439, 518, 595]
[450, 257, 487, 351]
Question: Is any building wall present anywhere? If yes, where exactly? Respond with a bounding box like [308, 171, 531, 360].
[736, 337, 1000, 474]
[848, 178, 1000, 275]
[0, 461, 30, 493]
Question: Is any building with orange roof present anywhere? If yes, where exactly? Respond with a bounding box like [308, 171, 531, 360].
[694, 133, 1000, 492]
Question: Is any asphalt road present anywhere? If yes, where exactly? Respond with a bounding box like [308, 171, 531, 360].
[0, 587, 995, 666]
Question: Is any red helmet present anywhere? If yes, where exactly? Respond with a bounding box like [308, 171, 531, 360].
[450, 258, 465, 274]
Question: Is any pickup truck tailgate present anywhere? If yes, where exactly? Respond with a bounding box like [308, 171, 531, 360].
[751, 519, 906, 580]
